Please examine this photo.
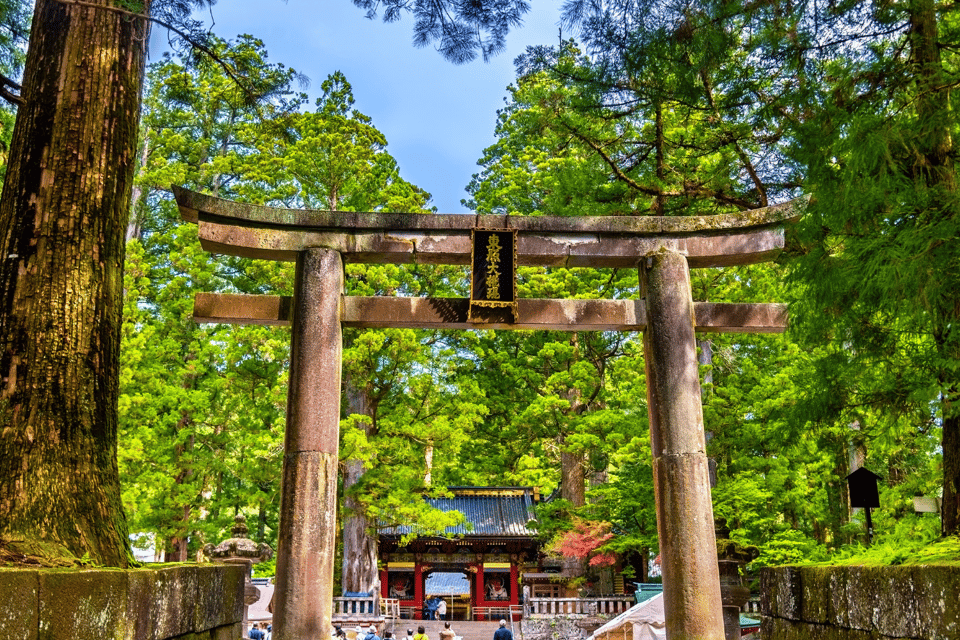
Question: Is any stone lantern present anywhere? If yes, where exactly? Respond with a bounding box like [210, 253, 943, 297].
[204, 514, 274, 638]
[715, 519, 759, 640]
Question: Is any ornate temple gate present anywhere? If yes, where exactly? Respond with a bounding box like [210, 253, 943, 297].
[174, 187, 803, 640]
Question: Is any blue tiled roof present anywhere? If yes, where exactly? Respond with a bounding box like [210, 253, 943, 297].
[382, 487, 537, 537]
[740, 615, 760, 629]
[634, 583, 664, 604]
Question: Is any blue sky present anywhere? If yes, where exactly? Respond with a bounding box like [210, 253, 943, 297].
[150, 1, 564, 213]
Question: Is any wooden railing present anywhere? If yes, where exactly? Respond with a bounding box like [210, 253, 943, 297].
[526, 596, 635, 617]
[333, 596, 381, 620]
[473, 604, 523, 621]
[381, 597, 401, 620]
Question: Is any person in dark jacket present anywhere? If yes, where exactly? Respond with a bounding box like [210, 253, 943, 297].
[493, 620, 512, 640]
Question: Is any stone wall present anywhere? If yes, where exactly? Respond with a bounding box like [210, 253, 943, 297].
[520, 616, 604, 640]
[761, 565, 960, 640]
[0, 563, 245, 640]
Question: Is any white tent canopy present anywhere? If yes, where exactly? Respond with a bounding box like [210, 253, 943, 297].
[586, 594, 666, 640]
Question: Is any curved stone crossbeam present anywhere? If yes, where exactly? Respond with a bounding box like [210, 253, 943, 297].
[173, 187, 806, 268]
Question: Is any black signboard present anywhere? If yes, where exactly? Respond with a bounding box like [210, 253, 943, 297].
[846, 466, 881, 545]
[846, 467, 881, 508]
[469, 228, 517, 323]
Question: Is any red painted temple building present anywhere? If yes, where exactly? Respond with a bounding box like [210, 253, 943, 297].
[378, 487, 542, 620]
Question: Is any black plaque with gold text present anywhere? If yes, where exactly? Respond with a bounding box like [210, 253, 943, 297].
[469, 228, 517, 323]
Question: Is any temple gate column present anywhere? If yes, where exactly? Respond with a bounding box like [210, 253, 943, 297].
[415, 563, 425, 619]
[641, 249, 724, 640]
[273, 248, 344, 640]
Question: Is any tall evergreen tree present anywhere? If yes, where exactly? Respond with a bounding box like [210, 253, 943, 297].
[121, 36, 304, 560]
[0, 0, 157, 567]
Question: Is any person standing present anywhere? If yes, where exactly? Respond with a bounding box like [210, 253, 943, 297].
[437, 598, 447, 621]
[364, 625, 382, 640]
[439, 622, 455, 640]
[493, 620, 513, 640]
[413, 625, 430, 640]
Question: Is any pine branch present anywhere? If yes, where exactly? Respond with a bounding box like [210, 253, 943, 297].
[54, 0, 262, 109]
[0, 74, 22, 106]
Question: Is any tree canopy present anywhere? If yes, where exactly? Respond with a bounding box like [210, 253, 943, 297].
[350, 0, 530, 64]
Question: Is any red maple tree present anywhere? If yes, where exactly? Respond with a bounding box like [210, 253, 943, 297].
[550, 520, 618, 567]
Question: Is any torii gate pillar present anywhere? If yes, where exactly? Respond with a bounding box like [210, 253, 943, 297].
[642, 249, 725, 640]
[273, 248, 343, 639]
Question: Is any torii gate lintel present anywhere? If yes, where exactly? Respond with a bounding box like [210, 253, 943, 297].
[192, 292, 787, 334]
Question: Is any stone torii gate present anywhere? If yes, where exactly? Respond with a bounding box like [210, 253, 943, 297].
[173, 187, 803, 640]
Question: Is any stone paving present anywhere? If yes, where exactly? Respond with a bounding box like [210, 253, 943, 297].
[248, 586, 513, 640]
[384, 620, 514, 640]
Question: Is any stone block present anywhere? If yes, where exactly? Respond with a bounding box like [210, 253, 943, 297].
[913, 565, 960, 640]
[761, 616, 800, 640]
[0, 568, 40, 640]
[127, 568, 159, 640]
[38, 569, 129, 640]
[762, 616, 877, 640]
[872, 566, 921, 638]
[154, 565, 200, 639]
[837, 565, 919, 636]
[213, 622, 243, 640]
[194, 564, 245, 632]
[761, 566, 803, 620]
[795, 565, 850, 628]
[1, 565, 245, 640]
[798, 565, 836, 625]
[826, 567, 850, 628]
[841, 566, 878, 631]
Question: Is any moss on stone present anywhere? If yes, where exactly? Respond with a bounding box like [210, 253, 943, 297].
[716, 539, 760, 563]
[1, 564, 244, 640]
[0, 569, 40, 640]
[764, 564, 960, 640]
[797, 565, 837, 625]
[38, 569, 128, 640]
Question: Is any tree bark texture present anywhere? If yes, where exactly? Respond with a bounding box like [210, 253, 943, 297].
[0, 0, 149, 566]
[342, 380, 380, 597]
[561, 449, 586, 508]
[561, 372, 587, 509]
[698, 338, 717, 487]
[942, 405, 959, 536]
[908, 0, 959, 535]
[560, 448, 587, 580]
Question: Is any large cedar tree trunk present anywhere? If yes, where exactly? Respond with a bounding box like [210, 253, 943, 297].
[560, 447, 586, 580]
[909, 0, 959, 536]
[0, 0, 149, 566]
[342, 380, 380, 595]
